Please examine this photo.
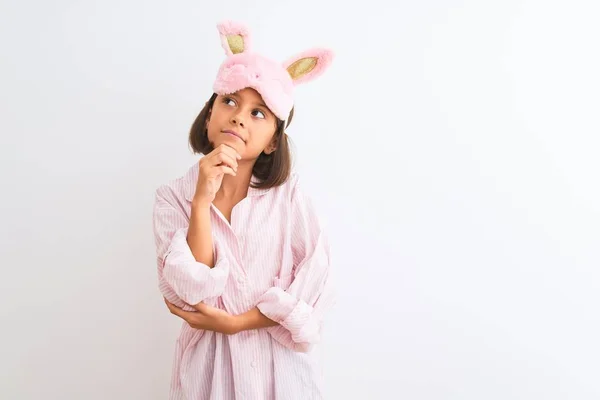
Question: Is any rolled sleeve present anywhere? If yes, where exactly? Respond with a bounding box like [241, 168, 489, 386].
[153, 187, 230, 310]
[255, 176, 336, 352]
[256, 287, 320, 344]
[163, 227, 230, 305]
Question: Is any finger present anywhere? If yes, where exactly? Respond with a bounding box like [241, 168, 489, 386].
[164, 297, 177, 305]
[164, 297, 174, 308]
[215, 165, 236, 177]
[213, 144, 242, 161]
[164, 299, 181, 315]
[188, 314, 209, 330]
[193, 302, 210, 313]
[212, 152, 239, 171]
[175, 309, 200, 324]
[193, 303, 223, 319]
[204, 152, 238, 174]
[217, 143, 242, 160]
[199, 163, 236, 179]
[165, 301, 194, 321]
[164, 298, 182, 309]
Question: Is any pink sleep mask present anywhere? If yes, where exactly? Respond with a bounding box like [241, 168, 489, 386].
[212, 20, 334, 122]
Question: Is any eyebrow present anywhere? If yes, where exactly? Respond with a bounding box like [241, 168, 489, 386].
[229, 93, 268, 109]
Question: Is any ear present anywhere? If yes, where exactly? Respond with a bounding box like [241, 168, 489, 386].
[283, 48, 334, 85]
[263, 135, 279, 155]
[204, 106, 213, 130]
[217, 20, 252, 56]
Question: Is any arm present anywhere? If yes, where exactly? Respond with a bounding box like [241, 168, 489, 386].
[187, 201, 215, 267]
[252, 177, 336, 352]
[153, 187, 230, 309]
[236, 307, 280, 331]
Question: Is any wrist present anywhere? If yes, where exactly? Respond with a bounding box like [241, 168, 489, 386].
[191, 198, 212, 212]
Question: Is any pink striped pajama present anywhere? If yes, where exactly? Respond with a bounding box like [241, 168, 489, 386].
[152, 162, 336, 399]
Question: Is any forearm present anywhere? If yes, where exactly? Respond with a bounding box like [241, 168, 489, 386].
[236, 307, 279, 332]
[187, 202, 214, 267]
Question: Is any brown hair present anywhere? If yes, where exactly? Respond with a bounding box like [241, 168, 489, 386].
[189, 93, 295, 189]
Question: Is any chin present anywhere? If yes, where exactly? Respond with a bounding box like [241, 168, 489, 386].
[210, 136, 242, 152]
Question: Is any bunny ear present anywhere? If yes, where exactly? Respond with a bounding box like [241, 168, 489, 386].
[283, 48, 334, 85]
[217, 20, 252, 56]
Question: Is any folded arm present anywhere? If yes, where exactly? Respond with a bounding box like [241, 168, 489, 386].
[251, 178, 336, 352]
[153, 187, 230, 309]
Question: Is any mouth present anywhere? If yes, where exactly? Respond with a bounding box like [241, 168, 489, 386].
[222, 129, 245, 142]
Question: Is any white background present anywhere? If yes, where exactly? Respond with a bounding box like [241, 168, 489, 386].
[1, 0, 599, 399]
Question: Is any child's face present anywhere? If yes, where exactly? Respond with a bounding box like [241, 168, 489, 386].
[206, 87, 278, 160]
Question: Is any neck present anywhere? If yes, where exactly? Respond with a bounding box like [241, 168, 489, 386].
[216, 160, 254, 200]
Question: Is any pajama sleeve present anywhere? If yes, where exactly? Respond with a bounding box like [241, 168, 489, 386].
[255, 178, 336, 353]
[153, 186, 230, 309]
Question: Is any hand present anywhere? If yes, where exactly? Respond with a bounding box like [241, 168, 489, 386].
[193, 144, 242, 207]
[164, 298, 242, 335]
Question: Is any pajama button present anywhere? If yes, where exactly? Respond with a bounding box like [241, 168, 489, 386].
[251, 361, 257, 368]
[237, 277, 244, 284]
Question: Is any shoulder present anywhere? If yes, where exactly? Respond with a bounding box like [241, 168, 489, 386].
[256, 170, 315, 215]
[154, 162, 198, 204]
[287, 170, 301, 195]
[268, 170, 307, 203]
[282, 171, 320, 215]
[285, 172, 329, 235]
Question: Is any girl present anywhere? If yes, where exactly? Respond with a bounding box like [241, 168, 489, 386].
[152, 21, 336, 399]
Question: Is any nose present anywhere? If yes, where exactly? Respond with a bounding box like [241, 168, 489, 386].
[230, 113, 245, 127]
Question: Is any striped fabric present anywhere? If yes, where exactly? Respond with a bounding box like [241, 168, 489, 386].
[152, 162, 336, 399]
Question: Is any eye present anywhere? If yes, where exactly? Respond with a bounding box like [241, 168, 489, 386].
[223, 97, 236, 106]
[252, 109, 266, 119]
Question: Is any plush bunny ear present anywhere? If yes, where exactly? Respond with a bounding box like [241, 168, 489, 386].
[283, 48, 334, 85]
[217, 20, 252, 56]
